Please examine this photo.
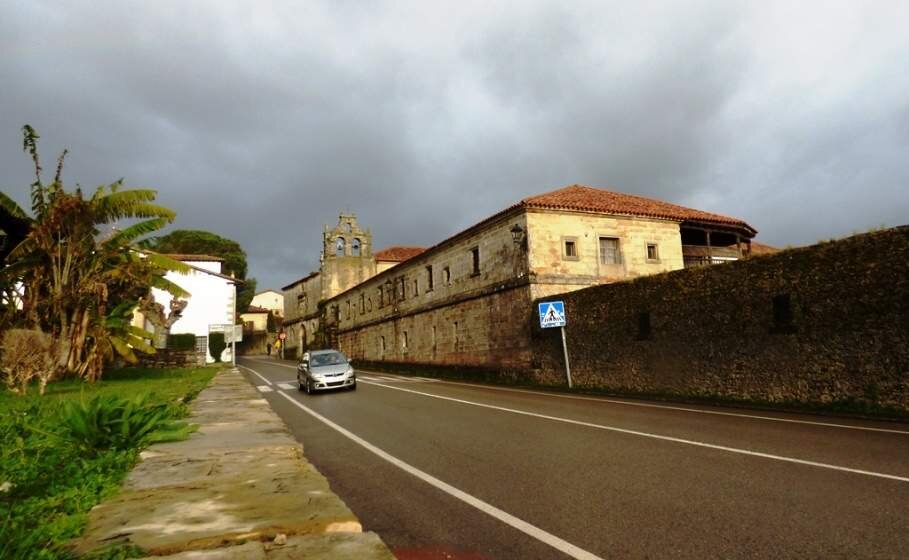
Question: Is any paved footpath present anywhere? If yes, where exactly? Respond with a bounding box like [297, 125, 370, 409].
[74, 367, 394, 559]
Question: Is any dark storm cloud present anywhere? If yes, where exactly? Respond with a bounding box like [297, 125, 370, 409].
[2, 1, 907, 290]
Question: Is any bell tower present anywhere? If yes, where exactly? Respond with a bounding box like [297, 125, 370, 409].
[320, 213, 377, 300]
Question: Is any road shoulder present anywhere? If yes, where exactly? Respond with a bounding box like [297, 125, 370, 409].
[73, 367, 394, 559]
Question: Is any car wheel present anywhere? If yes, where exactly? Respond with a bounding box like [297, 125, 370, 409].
[349, 381, 357, 391]
[298, 378, 305, 392]
[304, 379, 312, 395]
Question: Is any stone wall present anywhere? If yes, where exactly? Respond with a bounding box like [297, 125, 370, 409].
[338, 284, 534, 371]
[531, 227, 909, 413]
[526, 210, 684, 288]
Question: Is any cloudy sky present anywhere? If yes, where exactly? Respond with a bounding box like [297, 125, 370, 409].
[2, 1, 907, 290]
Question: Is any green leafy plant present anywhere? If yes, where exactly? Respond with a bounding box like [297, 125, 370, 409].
[53, 393, 196, 455]
[167, 333, 197, 351]
[208, 332, 226, 363]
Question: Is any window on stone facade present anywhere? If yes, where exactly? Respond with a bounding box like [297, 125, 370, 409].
[599, 237, 622, 265]
[426, 265, 433, 291]
[367, 297, 372, 311]
[443, 266, 451, 285]
[346, 300, 351, 319]
[562, 237, 578, 260]
[402, 331, 408, 350]
[646, 243, 659, 261]
[398, 277, 406, 300]
[336, 237, 346, 256]
[345, 223, 352, 233]
[413, 279, 418, 296]
[637, 311, 652, 340]
[380, 336, 386, 353]
[453, 321, 459, 349]
[471, 247, 480, 276]
[378, 287, 384, 308]
[352, 238, 361, 256]
[431, 326, 437, 348]
[359, 294, 365, 314]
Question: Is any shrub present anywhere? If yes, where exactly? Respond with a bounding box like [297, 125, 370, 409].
[208, 332, 226, 363]
[0, 329, 57, 395]
[167, 333, 197, 351]
[54, 394, 196, 455]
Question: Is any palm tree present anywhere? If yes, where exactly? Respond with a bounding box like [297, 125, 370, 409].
[1, 125, 189, 381]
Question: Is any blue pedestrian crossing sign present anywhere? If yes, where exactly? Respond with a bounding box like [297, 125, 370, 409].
[538, 301, 566, 328]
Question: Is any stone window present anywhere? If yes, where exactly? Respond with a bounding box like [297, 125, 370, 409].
[646, 243, 659, 262]
[378, 287, 384, 308]
[471, 246, 480, 276]
[426, 265, 434, 291]
[443, 266, 451, 285]
[402, 331, 409, 350]
[336, 237, 346, 257]
[453, 321, 459, 349]
[380, 336, 386, 354]
[413, 278, 418, 296]
[345, 222, 352, 233]
[367, 297, 372, 312]
[599, 237, 622, 265]
[359, 294, 365, 314]
[398, 277, 406, 300]
[637, 311, 652, 340]
[352, 238, 362, 256]
[346, 300, 351, 319]
[562, 237, 579, 261]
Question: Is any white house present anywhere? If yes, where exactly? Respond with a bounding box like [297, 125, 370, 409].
[250, 289, 284, 317]
[135, 254, 238, 363]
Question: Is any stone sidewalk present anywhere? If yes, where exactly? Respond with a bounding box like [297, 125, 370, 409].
[73, 368, 394, 559]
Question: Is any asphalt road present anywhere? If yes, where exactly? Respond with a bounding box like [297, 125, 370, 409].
[237, 356, 909, 560]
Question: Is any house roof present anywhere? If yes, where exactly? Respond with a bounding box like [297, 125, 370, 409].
[162, 253, 225, 262]
[255, 289, 282, 296]
[244, 305, 270, 314]
[518, 185, 756, 234]
[281, 271, 320, 291]
[375, 246, 427, 262]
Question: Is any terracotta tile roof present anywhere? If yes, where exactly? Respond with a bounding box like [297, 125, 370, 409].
[163, 253, 225, 262]
[374, 246, 427, 262]
[244, 305, 270, 314]
[519, 185, 756, 234]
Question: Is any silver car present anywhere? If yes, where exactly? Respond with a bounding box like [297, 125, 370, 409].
[297, 350, 357, 394]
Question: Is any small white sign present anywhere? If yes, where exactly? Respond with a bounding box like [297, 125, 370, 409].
[538, 301, 566, 329]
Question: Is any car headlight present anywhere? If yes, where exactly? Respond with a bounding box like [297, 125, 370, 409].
[346, 366, 354, 376]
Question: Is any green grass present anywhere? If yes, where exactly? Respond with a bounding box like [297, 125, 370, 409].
[0, 366, 218, 559]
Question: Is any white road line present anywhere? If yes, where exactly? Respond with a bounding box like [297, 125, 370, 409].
[359, 375, 381, 381]
[276, 391, 604, 560]
[359, 380, 909, 484]
[359, 370, 909, 435]
[239, 364, 274, 385]
[257, 385, 273, 393]
[278, 382, 296, 390]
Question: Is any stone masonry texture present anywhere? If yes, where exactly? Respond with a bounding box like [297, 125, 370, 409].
[531, 226, 909, 413]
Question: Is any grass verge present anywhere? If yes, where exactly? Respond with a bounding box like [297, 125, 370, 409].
[0, 366, 218, 559]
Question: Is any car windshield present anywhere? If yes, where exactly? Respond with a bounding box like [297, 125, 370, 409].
[310, 352, 346, 367]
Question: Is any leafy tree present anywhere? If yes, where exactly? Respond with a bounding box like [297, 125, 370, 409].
[0, 125, 186, 382]
[150, 230, 257, 315]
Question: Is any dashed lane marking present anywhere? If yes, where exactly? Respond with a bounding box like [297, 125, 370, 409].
[359, 379, 909, 484]
[277, 391, 604, 560]
[278, 382, 296, 390]
[239, 364, 273, 386]
[257, 385, 273, 393]
[239, 360, 906, 435]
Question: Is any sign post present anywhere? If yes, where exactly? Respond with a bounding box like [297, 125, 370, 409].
[278, 331, 287, 360]
[538, 301, 572, 389]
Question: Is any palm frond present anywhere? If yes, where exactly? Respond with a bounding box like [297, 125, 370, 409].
[0, 191, 29, 218]
[142, 251, 192, 275]
[150, 275, 190, 298]
[94, 189, 175, 222]
[105, 218, 171, 247]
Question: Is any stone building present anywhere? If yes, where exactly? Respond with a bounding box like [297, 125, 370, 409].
[281, 214, 426, 357]
[282, 184, 758, 366]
